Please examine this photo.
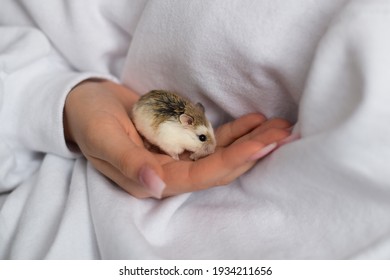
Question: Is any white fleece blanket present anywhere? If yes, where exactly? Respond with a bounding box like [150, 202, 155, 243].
[1, 0, 390, 259]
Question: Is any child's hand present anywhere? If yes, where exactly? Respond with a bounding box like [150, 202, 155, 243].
[64, 80, 291, 199]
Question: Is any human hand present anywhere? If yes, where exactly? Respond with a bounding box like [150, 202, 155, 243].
[159, 113, 291, 196]
[64, 80, 291, 198]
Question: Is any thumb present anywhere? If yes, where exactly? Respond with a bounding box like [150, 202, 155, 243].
[93, 123, 166, 198]
[137, 164, 166, 199]
[117, 145, 166, 198]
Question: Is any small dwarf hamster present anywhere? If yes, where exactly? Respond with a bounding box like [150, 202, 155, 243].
[132, 90, 216, 160]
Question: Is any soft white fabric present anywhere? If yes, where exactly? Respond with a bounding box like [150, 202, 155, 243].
[1, 0, 390, 259]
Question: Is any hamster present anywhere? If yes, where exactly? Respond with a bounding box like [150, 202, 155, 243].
[132, 90, 216, 160]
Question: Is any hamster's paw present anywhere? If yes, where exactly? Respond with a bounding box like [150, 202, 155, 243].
[170, 153, 180, 160]
[163, 146, 184, 160]
[189, 152, 203, 161]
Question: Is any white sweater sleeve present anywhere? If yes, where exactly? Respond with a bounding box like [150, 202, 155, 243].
[0, 26, 114, 190]
[0, 1, 147, 191]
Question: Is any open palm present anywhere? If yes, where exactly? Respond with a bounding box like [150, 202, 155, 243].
[64, 80, 291, 198]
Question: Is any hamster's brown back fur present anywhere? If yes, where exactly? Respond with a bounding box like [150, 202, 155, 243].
[136, 90, 208, 129]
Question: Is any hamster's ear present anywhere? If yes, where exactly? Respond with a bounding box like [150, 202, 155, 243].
[179, 114, 194, 126]
[196, 102, 205, 112]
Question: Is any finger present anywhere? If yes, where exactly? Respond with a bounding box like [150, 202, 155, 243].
[234, 118, 292, 145]
[217, 140, 278, 185]
[87, 156, 152, 198]
[217, 162, 255, 185]
[248, 118, 291, 136]
[278, 132, 301, 147]
[85, 120, 166, 198]
[162, 139, 267, 195]
[216, 113, 266, 147]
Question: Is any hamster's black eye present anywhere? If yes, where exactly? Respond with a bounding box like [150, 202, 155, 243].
[198, 134, 207, 142]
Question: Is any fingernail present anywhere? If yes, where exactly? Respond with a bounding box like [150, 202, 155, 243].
[248, 142, 278, 162]
[279, 133, 301, 146]
[138, 165, 166, 199]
